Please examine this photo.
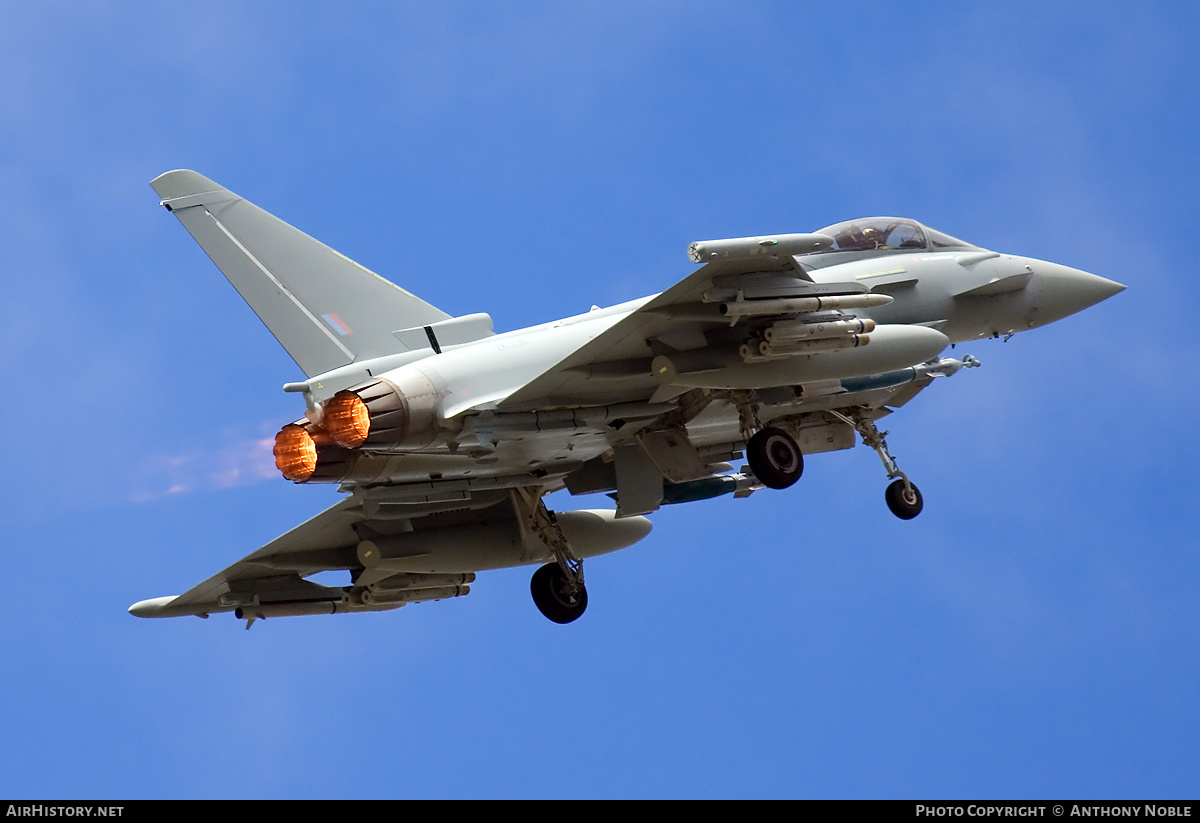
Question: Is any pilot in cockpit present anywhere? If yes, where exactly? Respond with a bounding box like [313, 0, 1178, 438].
[834, 223, 870, 251]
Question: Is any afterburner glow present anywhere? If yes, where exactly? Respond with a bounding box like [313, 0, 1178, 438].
[273, 424, 317, 481]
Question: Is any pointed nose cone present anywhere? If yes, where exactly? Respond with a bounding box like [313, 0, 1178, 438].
[1032, 260, 1126, 324]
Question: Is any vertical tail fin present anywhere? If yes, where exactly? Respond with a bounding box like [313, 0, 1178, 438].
[151, 170, 451, 377]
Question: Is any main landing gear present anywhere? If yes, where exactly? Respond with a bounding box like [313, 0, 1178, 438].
[746, 427, 804, 489]
[530, 562, 588, 624]
[732, 390, 805, 491]
[828, 408, 924, 520]
[512, 487, 588, 624]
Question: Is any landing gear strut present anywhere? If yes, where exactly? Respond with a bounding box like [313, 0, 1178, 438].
[828, 408, 924, 520]
[511, 487, 588, 624]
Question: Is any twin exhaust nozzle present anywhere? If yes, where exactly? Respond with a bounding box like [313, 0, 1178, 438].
[272, 391, 372, 482]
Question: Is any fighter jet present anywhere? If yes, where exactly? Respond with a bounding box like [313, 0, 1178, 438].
[129, 170, 1124, 626]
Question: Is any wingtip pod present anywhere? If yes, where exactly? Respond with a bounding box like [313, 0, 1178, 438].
[128, 596, 180, 618]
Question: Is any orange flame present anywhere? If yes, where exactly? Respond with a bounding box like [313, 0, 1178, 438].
[324, 391, 370, 448]
[273, 424, 317, 481]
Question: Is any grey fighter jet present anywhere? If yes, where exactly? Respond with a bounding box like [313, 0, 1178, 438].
[130, 171, 1124, 626]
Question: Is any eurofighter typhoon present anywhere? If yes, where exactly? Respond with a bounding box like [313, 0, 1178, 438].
[130, 171, 1124, 627]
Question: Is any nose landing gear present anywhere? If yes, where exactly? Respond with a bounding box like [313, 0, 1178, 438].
[828, 408, 924, 520]
[884, 477, 923, 520]
[728, 392, 924, 518]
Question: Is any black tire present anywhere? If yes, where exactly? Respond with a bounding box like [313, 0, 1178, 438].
[885, 478, 923, 520]
[530, 563, 588, 624]
[746, 427, 804, 490]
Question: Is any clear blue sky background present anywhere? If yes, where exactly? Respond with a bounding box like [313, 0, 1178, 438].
[1, 2, 1197, 799]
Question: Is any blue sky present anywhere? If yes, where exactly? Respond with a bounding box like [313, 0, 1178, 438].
[1, 2, 1197, 799]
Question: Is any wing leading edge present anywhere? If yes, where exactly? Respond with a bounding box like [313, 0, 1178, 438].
[495, 238, 943, 410]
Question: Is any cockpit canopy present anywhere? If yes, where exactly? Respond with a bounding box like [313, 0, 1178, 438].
[816, 217, 977, 253]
